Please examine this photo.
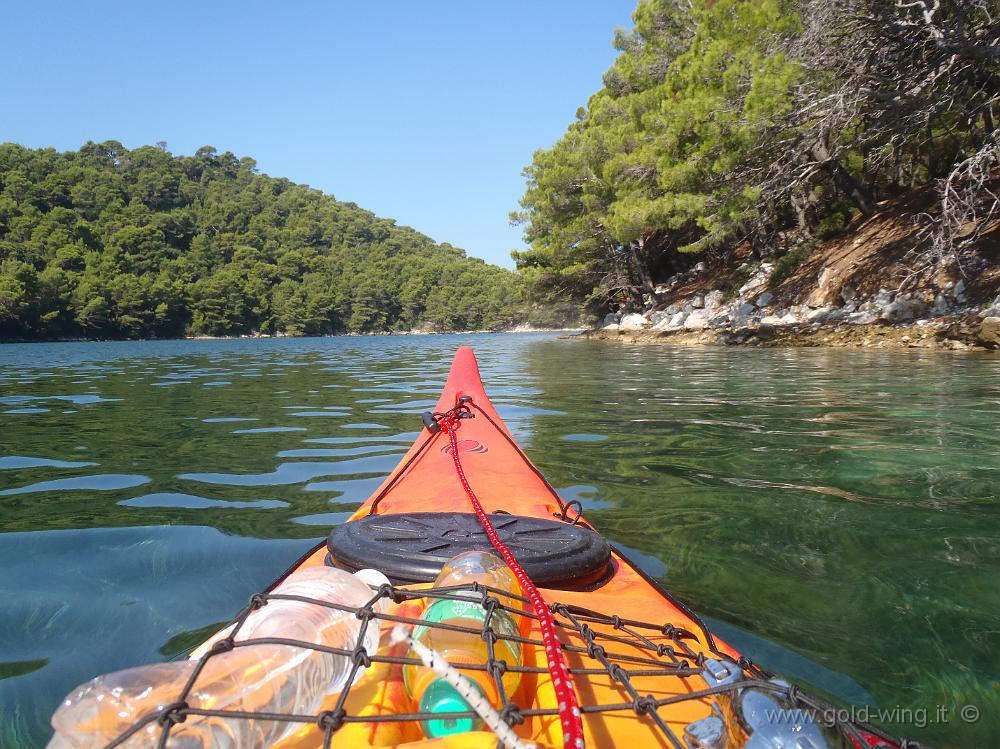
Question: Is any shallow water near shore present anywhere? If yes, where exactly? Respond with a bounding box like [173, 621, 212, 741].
[1, 333, 998, 747]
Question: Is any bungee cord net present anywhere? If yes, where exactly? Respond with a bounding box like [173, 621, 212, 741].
[99, 576, 909, 749]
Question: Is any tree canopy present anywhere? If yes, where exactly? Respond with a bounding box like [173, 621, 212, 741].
[514, 0, 999, 314]
[0, 141, 524, 340]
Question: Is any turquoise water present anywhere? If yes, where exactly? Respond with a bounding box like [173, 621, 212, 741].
[1, 334, 998, 747]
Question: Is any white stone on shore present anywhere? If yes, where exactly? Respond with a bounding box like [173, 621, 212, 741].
[703, 290, 725, 311]
[755, 291, 773, 307]
[980, 317, 1000, 346]
[684, 310, 710, 330]
[874, 288, 894, 307]
[980, 295, 1000, 318]
[738, 262, 774, 297]
[805, 306, 841, 323]
[619, 313, 650, 331]
[931, 294, 950, 316]
[846, 311, 879, 325]
[669, 311, 689, 328]
[730, 302, 757, 326]
[879, 295, 924, 323]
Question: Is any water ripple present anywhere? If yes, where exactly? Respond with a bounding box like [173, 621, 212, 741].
[277, 446, 406, 459]
[304, 432, 418, 445]
[0, 474, 151, 496]
[232, 426, 307, 434]
[0, 456, 97, 470]
[179, 454, 401, 486]
[119, 493, 289, 510]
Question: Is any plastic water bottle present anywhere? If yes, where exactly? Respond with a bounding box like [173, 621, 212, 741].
[47, 566, 390, 749]
[403, 551, 525, 738]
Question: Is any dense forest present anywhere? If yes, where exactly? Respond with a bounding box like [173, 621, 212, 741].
[0, 142, 523, 340]
[514, 0, 999, 314]
[4, 1, 996, 340]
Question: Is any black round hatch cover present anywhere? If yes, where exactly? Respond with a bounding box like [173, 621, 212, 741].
[327, 512, 611, 590]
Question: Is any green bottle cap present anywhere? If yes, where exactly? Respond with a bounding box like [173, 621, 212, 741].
[419, 678, 486, 737]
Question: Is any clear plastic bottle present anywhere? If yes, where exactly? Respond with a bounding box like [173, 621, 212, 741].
[47, 566, 390, 749]
[403, 551, 525, 738]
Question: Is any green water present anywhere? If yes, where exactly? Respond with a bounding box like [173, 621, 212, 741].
[1, 334, 997, 747]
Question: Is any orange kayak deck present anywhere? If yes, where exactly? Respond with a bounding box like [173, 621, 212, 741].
[201, 346, 899, 749]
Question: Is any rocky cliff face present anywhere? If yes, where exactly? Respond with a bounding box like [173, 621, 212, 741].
[600, 265, 998, 337]
[591, 189, 1000, 350]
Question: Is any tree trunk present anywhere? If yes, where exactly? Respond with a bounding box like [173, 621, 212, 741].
[926, 121, 937, 179]
[893, 141, 903, 190]
[810, 135, 876, 217]
[791, 192, 811, 234]
[627, 237, 659, 306]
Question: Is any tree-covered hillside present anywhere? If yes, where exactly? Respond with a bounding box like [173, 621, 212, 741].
[514, 0, 999, 315]
[0, 141, 523, 340]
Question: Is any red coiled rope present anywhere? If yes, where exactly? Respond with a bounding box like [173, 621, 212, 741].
[438, 408, 585, 749]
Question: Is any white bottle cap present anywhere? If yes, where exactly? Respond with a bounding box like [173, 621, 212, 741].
[353, 568, 392, 614]
[353, 568, 391, 591]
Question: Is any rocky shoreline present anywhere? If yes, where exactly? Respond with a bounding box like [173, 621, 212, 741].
[580, 261, 1000, 351]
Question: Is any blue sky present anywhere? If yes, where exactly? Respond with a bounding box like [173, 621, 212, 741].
[1, 1, 636, 268]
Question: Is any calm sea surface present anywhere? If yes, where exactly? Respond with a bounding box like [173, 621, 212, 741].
[1, 334, 998, 747]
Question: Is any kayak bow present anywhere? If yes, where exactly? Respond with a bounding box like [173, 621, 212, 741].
[183, 346, 905, 749]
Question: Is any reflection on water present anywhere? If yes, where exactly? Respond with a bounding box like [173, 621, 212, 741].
[1, 334, 998, 747]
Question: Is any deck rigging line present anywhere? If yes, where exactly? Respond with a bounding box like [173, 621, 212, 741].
[436, 399, 585, 749]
